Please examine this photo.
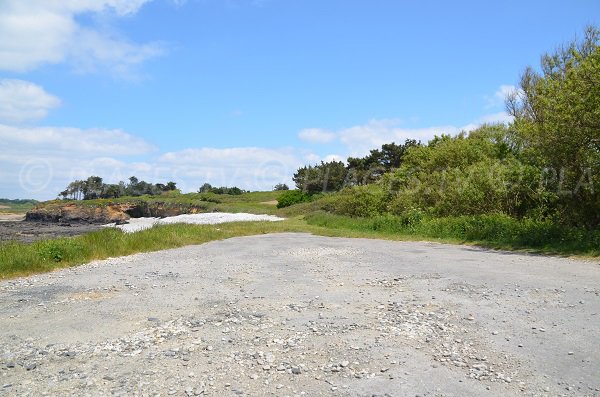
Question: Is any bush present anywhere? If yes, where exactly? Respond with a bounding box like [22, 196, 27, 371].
[383, 146, 550, 218]
[293, 161, 348, 194]
[276, 190, 311, 208]
[198, 194, 222, 204]
[35, 239, 85, 263]
[324, 186, 387, 217]
[198, 184, 244, 195]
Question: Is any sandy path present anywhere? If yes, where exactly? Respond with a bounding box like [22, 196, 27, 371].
[1, 233, 598, 396]
[0, 214, 25, 222]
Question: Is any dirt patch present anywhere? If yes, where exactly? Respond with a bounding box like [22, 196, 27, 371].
[0, 205, 10, 209]
[260, 200, 279, 205]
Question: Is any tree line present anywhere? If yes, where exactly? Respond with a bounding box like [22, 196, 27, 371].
[59, 176, 178, 200]
[289, 26, 600, 228]
[197, 183, 245, 195]
[292, 139, 421, 195]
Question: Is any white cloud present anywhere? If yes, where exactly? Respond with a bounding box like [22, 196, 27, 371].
[477, 111, 514, 125]
[322, 154, 344, 163]
[159, 147, 297, 166]
[0, 124, 156, 157]
[300, 86, 519, 156]
[0, 131, 306, 199]
[485, 84, 519, 108]
[0, 79, 61, 123]
[298, 128, 336, 143]
[170, 0, 188, 7]
[0, 78, 520, 200]
[303, 153, 321, 164]
[158, 147, 302, 192]
[0, 123, 159, 199]
[0, 0, 163, 76]
[334, 119, 459, 156]
[300, 104, 516, 157]
[69, 28, 165, 78]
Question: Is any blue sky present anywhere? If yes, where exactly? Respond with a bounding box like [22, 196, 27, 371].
[0, 0, 598, 199]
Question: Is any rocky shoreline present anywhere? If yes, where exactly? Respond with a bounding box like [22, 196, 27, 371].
[25, 201, 209, 225]
[1, 200, 210, 243]
[1, 205, 283, 243]
[0, 220, 105, 243]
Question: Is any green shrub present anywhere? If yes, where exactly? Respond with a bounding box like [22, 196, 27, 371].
[384, 156, 549, 218]
[325, 186, 387, 217]
[198, 194, 222, 203]
[277, 190, 311, 208]
[35, 239, 85, 263]
[293, 161, 348, 194]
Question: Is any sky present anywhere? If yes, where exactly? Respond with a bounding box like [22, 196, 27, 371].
[0, 0, 598, 200]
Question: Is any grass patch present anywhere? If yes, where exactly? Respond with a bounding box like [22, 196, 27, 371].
[0, 215, 430, 279]
[33, 191, 284, 217]
[304, 212, 600, 256]
[0, 199, 38, 214]
[4, 191, 600, 280]
[2, 213, 599, 279]
[0, 219, 313, 279]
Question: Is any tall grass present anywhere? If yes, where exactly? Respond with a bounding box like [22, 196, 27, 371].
[3, 212, 599, 280]
[0, 221, 305, 279]
[305, 212, 600, 255]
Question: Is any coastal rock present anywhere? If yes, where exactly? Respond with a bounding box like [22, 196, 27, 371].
[25, 201, 207, 224]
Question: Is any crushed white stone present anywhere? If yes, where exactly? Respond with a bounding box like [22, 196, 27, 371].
[104, 213, 284, 233]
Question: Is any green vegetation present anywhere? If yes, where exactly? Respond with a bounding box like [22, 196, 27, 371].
[279, 26, 600, 254]
[2, 27, 599, 279]
[304, 212, 600, 255]
[39, 190, 284, 216]
[380, 124, 548, 219]
[276, 190, 312, 208]
[59, 176, 178, 200]
[293, 160, 348, 194]
[198, 183, 245, 195]
[507, 26, 600, 227]
[198, 190, 283, 214]
[4, 210, 599, 279]
[346, 140, 421, 185]
[0, 198, 38, 213]
[291, 140, 422, 196]
[291, 26, 600, 228]
[0, 221, 300, 279]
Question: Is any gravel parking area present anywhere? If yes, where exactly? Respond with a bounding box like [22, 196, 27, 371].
[1, 233, 599, 396]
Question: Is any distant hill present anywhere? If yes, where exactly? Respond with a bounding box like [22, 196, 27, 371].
[0, 199, 39, 205]
[0, 198, 39, 213]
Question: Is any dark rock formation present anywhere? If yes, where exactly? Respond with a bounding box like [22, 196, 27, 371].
[25, 201, 208, 224]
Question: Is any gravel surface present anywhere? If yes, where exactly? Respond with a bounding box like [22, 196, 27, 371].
[1, 233, 599, 396]
[104, 213, 285, 233]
